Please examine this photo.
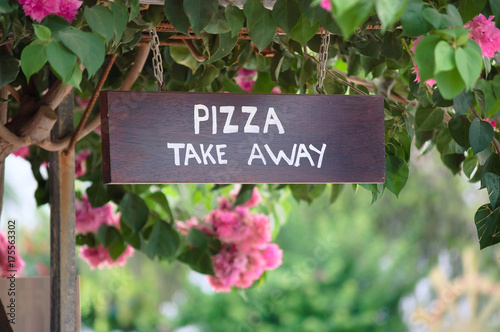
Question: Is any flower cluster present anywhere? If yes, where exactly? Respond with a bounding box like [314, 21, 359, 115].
[465, 14, 500, 58]
[19, 0, 82, 23]
[176, 187, 283, 292]
[412, 14, 500, 87]
[76, 195, 134, 269]
[0, 232, 24, 277]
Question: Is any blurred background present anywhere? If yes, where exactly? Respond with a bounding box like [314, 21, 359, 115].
[5, 147, 500, 332]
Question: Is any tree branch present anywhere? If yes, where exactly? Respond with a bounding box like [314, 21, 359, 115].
[4, 84, 20, 103]
[120, 45, 150, 91]
[183, 40, 205, 62]
[64, 54, 117, 155]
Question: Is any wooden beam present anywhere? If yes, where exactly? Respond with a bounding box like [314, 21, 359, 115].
[49, 92, 77, 332]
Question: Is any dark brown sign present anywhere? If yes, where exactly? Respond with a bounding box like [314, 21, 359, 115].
[100, 91, 385, 184]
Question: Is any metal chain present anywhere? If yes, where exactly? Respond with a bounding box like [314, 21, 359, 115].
[149, 27, 164, 90]
[317, 29, 331, 93]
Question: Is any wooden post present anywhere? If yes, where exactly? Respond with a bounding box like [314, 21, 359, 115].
[49, 91, 77, 332]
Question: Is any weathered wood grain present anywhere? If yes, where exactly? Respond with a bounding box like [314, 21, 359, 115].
[101, 91, 385, 184]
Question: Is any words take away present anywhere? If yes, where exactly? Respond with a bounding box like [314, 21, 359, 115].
[100, 91, 385, 184]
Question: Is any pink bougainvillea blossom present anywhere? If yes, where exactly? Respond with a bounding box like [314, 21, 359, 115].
[0, 232, 25, 277]
[75, 195, 120, 235]
[319, 0, 331, 12]
[235, 68, 257, 92]
[465, 14, 500, 58]
[75, 149, 91, 178]
[176, 187, 283, 292]
[19, 0, 82, 23]
[79, 244, 134, 270]
[12, 146, 30, 158]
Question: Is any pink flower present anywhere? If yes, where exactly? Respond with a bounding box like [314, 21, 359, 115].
[0, 232, 25, 277]
[19, 0, 82, 23]
[12, 146, 29, 158]
[79, 244, 134, 269]
[319, 0, 331, 12]
[235, 68, 257, 92]
[75, 195, 120, 235]
[75, 149, 91, 178]
[178, 187, 282, 292]
[271, 86, 281, 94]
[465, 14, 500, 58]
[262, 243, 283, 270]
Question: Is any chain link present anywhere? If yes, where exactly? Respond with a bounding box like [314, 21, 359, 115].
[317, 29, 331, 92]
[149, 27, 164, 91]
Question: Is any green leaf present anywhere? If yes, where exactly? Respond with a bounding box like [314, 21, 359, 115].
[434, 40, 455, 74]
[448, 115, 471, 149]
[401, 0, 433, 37]
[147, 191, 174, 221]
[0, 50, 19, 88]
[20, 40, 48, 82]
[0, 0, 12, 14]
[84, 6, 115, 43]
[331, 0, 373, 39]
[455, 42, 482, 90]
[414, 35, 440, 83]
[484, 172, 500, 209]
[33, 24, 51, 40]
[110, 1, 128, 42]
[290, 14, 320, 45]
[205, 32, 238, 64]
[244, 0, 277, 52]
[66, 63, 82, 91]
[469, 117, 494, 154]
[493, 75, 500, 100]
[86, 181, 110, 207]
[183, 0, 218, 36]
[58, 29, 105, 77]
[380, 32, 403, 60]
[475, 79, 500, 117]
[474, 204, 500, 249]
[46, 41, 77, 83]
[97, 225, 121, 247]
[251, 71, 276, 93]
[143, 221, 180, 259]
[435, 67, 466, 100]
[187, 228, 208, 249]
[233, 184, 256, 207]
[40, 15, 70, 37]
[442, 5, 463, 27]
[289, 184, 311, 203]
[272, 0, 301, 35]
[415, 106, 444, 131]
[436, 128, 465, 155]
[385, 155, 409, 197]
[119, 192, 149, 232]
[178, 247, 214, 275]
[453, 90, 473, 115]
[463, 155, 478, 179]
[108, 239, 127, 260]
[225, 6, 245, 38]
[129, 0, 140, 21]
[458, 0, 487, 23]
[375, 0, 408, 32]
[204, 7, 231, 34]
[421, 7, 442, 29]
[330, 184, 343, 204]
[170, 45, 198, 71]
[492, 0, 500, 29]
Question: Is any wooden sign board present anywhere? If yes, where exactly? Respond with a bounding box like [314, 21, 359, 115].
[100, 91, 385, 184]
